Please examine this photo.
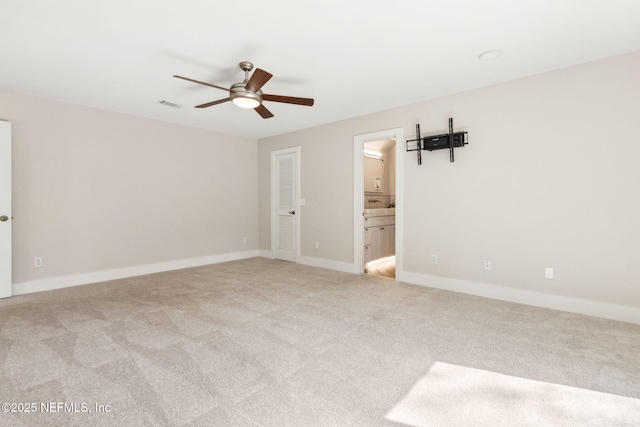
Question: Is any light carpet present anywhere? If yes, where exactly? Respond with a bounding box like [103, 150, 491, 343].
[1, 257, 639, 426]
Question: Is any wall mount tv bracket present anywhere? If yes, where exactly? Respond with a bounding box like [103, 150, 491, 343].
[406, 118, 468, 165]
[405, 124, 423, 165]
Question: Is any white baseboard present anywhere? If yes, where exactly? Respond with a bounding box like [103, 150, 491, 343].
[258, 249, 274, 259]
[297, 255, 358, 274]
[401, 271, 640, 325]
[30, 250, 636, 324]
[13, 250, 260, 296]
[257, 251, 358, 274]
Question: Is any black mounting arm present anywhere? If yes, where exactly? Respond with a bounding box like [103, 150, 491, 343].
[405, 124, 423, 165]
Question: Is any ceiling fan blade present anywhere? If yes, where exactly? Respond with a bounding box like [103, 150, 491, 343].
[245, 68, 273, 92]
[173, 75, 229, 92]
[195, 98, 230, 108]
[263, 94, 314, 106]
[255, 104, 274, 119]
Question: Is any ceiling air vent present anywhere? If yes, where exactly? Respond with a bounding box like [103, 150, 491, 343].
[158, 100, 182, 108]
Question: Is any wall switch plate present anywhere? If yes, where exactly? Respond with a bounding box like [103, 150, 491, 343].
[545, 267, 554, 279]
[484, 260, 492, 271]
[242, 236, 247, 244]
[431, 255, 438, 264]
[300, 198, 306, 206]
[35, 257, 43, 268]
[315, 242, 319, 250]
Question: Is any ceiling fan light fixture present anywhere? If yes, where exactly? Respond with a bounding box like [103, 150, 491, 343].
[232, 96, 261, 109]
[174, 61, 314, 119]
[230, 83, 262, 109]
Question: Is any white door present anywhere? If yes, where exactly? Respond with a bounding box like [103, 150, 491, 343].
[272, 148, 299, 262]
[0, 121, 12, 299]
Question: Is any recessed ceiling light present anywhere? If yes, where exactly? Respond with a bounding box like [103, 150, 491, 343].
[478, 50, 503, 62]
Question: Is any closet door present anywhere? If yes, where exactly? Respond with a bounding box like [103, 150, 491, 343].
[273, 150, 298, 262]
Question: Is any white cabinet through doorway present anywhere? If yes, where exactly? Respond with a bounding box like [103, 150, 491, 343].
[363, 214, 395, 267]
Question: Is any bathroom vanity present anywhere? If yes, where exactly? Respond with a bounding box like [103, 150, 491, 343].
[363, 208, 395, 267]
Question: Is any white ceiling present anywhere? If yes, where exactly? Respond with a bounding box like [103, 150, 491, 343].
[2, 0, 639, 139]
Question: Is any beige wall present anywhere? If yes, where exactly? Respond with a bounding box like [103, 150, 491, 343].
[363, 156, 385, 193]
[1, 90, 258, 286]
[363, 146, 395, 196]
[258, 124, 355, 262]
[386, 143, 396, 196]
[258, 50, 640, 308]
[2, 50, 638, 313]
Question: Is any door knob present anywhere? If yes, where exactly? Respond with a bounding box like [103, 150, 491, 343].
[0, 215, 8, 222]
[289, 211, 295, 215]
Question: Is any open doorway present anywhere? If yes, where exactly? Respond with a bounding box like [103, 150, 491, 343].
[362, 139, 396, 278]
[353, 127, 403, 281]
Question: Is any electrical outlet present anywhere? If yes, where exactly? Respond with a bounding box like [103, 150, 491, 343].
[545, 267, 554, 279]
[35, 257, 43, 268]
[484, 260, 492, 271]
[431, 255, 438, 264]
[242, 236, 247, 244]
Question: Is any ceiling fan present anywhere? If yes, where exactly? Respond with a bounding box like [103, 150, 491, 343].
[173, 61, 314, 119]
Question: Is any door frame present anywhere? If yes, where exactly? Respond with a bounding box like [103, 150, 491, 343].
[270, 146, 301, 262]
[0, 120, 12, 298]
[353, 128, 404, 280]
